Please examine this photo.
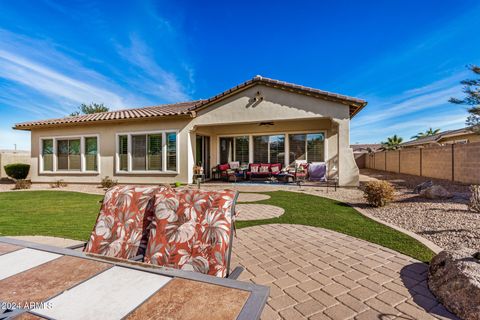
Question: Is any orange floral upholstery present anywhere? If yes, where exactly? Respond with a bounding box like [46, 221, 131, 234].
[144, 188, 238, 277]
[84, 185, 163, 259]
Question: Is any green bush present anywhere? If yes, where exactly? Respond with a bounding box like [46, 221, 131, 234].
[101, 176, 118, 189]
[363, 180, 395, 207]
[4, 163, 30, 180]
[174, 181, 183, 188]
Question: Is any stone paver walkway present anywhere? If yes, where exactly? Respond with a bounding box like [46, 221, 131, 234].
[238, 193, 271, 202]
[236, 204, 285, 221]
[231, 224, 457, 320]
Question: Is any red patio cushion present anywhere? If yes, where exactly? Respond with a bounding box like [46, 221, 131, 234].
[218, 163, 230, 171]
[144, 188, 237, 277]
[84, 185, 162, 259]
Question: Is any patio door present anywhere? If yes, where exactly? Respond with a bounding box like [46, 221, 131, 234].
[196, 135, 210, 179]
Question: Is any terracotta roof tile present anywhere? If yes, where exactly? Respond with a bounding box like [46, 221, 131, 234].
[14, 76, 367, 130]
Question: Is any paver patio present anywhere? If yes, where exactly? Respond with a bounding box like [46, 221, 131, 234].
[231, 224, 458, 320]
[236, 203, 285, 221]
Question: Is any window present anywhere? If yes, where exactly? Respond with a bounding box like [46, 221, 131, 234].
[57, 139, 81, 171]
[148, 134, 162, 170]
[118, 135, 128, 171]
[219, 136, 249, 165]
[289, 133, 325, 164]
[42, 139, 53, 171]
[166, 132, 177, 171]
[253, 135, 285, 164]
[234, 136, 249, 165]
[40, 135, 99, 173]
[117, 131, 177, 172]
[85, 137, 98, 171]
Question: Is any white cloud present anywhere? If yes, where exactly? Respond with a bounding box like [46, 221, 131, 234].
[115, 34, 191, 102]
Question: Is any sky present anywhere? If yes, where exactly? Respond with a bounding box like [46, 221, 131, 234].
[0, 0, 479, 150]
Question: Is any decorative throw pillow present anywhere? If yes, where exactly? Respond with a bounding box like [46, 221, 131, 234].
[144, 188, 237, 277]
[250, 164, 260, 173]
[271, 164, 281, 173]
[229, 161, 240, 169]
[260, 164, 270, 173]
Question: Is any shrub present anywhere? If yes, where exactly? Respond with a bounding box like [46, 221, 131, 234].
[469, 185, 480, 213]
[174, 181, 182, 188]
[14, 179, 31, 190]
[4, 163, 30, 180]
[363, 180, 395, 207]
[101, 176, 117, 189]
[50, 180, 67, 188]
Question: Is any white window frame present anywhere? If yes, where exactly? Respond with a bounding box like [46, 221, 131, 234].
[39, 134, 100, 174]
[217, 130, 327, 167]
[115, 130, 180, 174]
[288, 132, 327, 164]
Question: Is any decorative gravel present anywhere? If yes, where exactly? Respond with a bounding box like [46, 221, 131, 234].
[237, 193, 270, 202]
[235, 204, 284, 221]
[303, 170, 480, 250]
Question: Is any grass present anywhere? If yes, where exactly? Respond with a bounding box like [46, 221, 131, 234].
[0, 191, 102, 240]
[0, 190, 435, 262]
[237, 191, 435, 263]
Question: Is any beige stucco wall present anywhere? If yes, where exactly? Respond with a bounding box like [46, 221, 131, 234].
[0, 152, 31, 179]
[27, 83, 360, 186]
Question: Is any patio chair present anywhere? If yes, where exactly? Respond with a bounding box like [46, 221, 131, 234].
[69, 185, 163, 261]
[143, 188, 243, 279]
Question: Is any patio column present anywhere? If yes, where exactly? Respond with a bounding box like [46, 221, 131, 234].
[336, 119, 359, 187]
[187, 129, 195, 184]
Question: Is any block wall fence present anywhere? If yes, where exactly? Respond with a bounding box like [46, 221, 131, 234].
[365, 142, 480, 184]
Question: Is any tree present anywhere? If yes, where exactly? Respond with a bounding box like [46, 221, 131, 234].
[411, 128, 441, 140]
[70, 103, 109, 116]
[449, 65, 480, 133]
[381, 134, 403, 150]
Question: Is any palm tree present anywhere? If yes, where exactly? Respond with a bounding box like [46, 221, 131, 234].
[381, 135, 403, 150]
[411, 128, 440, 140]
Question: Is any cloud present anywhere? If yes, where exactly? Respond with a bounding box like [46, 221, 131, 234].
[353, 71, 466, 128]
[115, 34, 191, 102]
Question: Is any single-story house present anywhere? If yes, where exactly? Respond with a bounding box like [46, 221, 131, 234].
[14, 76, 367, 186]
[400, 127, 480, 148]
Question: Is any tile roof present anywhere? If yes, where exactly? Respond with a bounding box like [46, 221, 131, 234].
[400, 127, 474, 147]
[14, 76, 367, 130]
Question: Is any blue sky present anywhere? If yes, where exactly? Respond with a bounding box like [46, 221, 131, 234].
[1, 0, 479, 150]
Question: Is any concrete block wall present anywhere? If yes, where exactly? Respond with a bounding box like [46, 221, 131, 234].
[421, 146, 453, 181]
[454, 143, 480, 184]
[365, 142, 480, 184]
[399, 149, 421, 176]
[385, 151, 400, 173]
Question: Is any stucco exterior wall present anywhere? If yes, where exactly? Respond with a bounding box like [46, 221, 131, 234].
[27, 83, 360, 186]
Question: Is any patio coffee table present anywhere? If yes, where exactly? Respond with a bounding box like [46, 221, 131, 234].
[0, 237, 269, 320]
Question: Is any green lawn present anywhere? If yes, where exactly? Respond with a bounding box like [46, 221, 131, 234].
[0, 190, 434, 262]
[0, 191, 102, 240]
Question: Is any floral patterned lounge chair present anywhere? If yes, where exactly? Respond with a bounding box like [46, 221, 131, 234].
[143, 188, 243, 279]
[71, 185, 163, 261]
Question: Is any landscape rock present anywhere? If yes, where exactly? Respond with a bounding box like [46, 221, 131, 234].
[420, 185, 452, 199]
[414, 180, 433, 194]
[429, 248, 480, 320]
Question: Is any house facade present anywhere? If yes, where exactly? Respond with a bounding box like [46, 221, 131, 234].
[14, 76, 367, 186]
[401, 127, 480, 148]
